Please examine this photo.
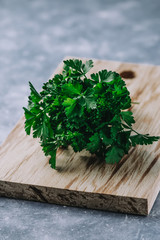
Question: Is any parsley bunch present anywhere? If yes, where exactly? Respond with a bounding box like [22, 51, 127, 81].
[23, 59, 159, 169]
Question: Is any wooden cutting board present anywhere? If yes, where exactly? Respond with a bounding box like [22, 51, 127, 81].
[0, 57, 160, 215]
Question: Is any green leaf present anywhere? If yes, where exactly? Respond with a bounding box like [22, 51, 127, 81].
[82, 60, 93, 74]
[63, 59, 83, 72]
[105, 146, 124, 164]
[63, 59, 93, 76]
[23, 107, 34, 118]
[24, 117, 35, 135]
[130, 134, 160, 146]
[53, 74, 63, 85]
[87, 133, 101, 153]
[110, 115, 123, 138]
[49, 150, 57, 169]
[121, 111, 135, 126]
[85, 97, 96, 109]
[83, 88, 97, 109]
[62, 98, 77, 117]
[62, 98, 76, 107]
[100, 130, 113, 145]
[99, 70, 116, 83]
[41, 141, 57, 169]
[78, 97, 86, 107]
[33, 124, 43, 138]
[42, 120, 49, 141]
[91, 73, 99, 83]
[62, 83, 82, 97]
[121, 99, 131, 110]
[32, 113, 50, 140]
[23, 107, 36, 135]
[29, 82, 41, 102]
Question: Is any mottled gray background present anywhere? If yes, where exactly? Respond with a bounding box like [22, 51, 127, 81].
[0, 0, 160, 239]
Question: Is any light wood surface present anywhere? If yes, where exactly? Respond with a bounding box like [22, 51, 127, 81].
[0, 57, 160, 215]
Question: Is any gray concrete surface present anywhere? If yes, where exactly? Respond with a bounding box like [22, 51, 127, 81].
[0, 0, 160, 239]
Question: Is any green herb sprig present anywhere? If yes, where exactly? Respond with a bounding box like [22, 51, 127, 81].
[23, 59, 160, 169]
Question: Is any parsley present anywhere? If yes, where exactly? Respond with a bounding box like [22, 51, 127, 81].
[23, 59, 160, 169]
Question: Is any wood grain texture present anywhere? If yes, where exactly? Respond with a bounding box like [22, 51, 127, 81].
[0, 57, 160, 215]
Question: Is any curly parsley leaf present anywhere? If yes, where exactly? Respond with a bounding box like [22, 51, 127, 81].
[82, 59, 93, 74]
[29, 81, 41, 103]
[86, 133, 101, 153]
[62, 83, 82, 97]
[130, 134, 160, 146]
[62, 98, 77, 117]
[105, 146, 125, 164]
[121, 111, 135, 126]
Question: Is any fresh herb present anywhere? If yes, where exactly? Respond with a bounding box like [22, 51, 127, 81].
[23, 59, 160, 169]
